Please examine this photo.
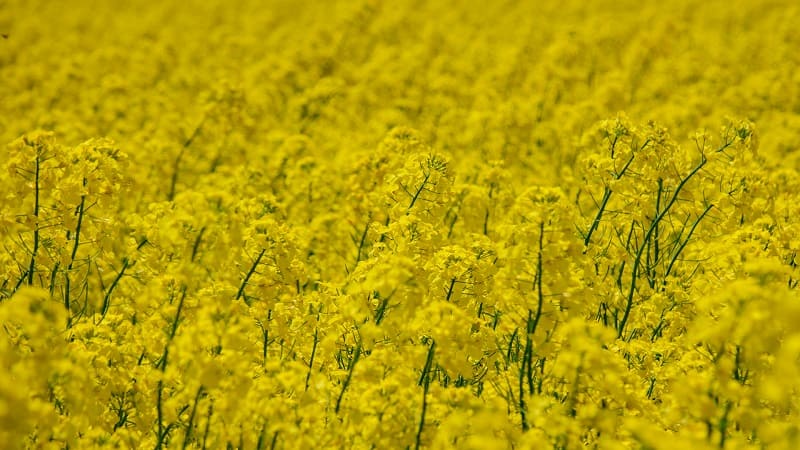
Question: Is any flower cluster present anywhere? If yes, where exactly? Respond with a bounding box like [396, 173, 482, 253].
[2, 0, 800, 448]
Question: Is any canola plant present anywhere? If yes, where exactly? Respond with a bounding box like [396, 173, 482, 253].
[2, 0, 800, 448]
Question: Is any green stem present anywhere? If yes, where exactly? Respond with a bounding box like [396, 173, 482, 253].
[408, 173, 431, 211]
[182, 386, 204, 450]
[27, 151, 41, 286]
[663, 204, 714, 280]
[305, 328, 319, 392]
[618, 156, 707, 338]
[65, 192, 86, 325]
[99, 257, 129, 321]
[335, 342, 362, 413]
[236, 249, 266, 304]
[530, 222, 545, 335]
[414, 341, 435, 450]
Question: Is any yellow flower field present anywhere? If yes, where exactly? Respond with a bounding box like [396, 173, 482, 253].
[2, 0, 800, 448]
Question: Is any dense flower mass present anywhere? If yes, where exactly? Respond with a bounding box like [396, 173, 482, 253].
[2, 0, 800, 448]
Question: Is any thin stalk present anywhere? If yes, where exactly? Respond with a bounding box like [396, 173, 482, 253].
[99, 257, 130, 322]
[182, 386, 204, 450]
[530, 222, 545, 335]
[584, 187, 611, 247]
[414, 341, 435, 450]
[305, 328, 319, 391]
[65, 192, 87, 325]
[663, 204, 714, 279]
[236, 249, 266, 304]
[355, 218, 370, 264]
[168, 119, 205, 201]
[27, 151, 41, 286]
[335, 342, 362, 413]
[618, 156, 707, 338]
[408, 173, 431, 211]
